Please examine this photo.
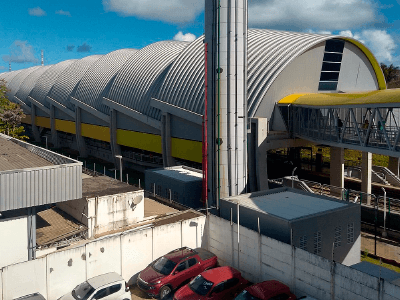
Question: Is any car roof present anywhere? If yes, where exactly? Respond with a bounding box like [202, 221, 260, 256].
[201, 266, 240, 283]
[87, 272, 124, 289]
[164, 247, 196, 263]
[14, 293, 46, 300]
[246, 280, 292, 299]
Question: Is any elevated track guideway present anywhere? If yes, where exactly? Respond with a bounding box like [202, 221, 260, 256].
[279, 89, 400, 157]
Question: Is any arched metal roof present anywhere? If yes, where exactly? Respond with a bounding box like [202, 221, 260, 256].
[107, 41, 189, 118]
[0, 70, 22, 84]
[156, 37, 205, 116]
[71, 49, 137, 114]
[14, 66, 52, 107]
[47, 55, 102, 111]
[28, 60, 76, 110]
[6, 66, 42, 101]
[156, 29, 383, 118]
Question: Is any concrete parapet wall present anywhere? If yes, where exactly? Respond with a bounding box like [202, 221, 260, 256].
[0, 212, 205, 300]
[207, 214, 400, 300]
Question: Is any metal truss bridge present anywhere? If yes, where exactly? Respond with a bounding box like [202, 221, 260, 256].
[279, 89, 400, 157]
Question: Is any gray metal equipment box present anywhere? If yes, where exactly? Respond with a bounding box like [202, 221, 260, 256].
[145, 166, 203, 208]
[220, 187, 361, 264]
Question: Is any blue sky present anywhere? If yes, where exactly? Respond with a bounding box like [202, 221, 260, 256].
[0, 0, 400, 71]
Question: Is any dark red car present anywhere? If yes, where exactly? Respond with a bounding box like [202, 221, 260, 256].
[173, 266, 249, 300]
[233, 280, 297, 300]
[137, 247, 218, 299]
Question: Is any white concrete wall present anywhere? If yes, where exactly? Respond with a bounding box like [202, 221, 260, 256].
[57, 190, 144, 238]
[0, 212, 205, 300]
[121, 227, 153, 285]
[0, 216, 28, 269]
[206, 214, 400, 300]
[46, 246, 87, 300]
[2, 257, 47, 300]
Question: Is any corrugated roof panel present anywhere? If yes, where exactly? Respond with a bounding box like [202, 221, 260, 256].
[48, 55, 103, 111]
[6, 66, 42, 101]
[106, 41, 188, 118]
[72, 49, 137, 114]
[14, 66, 52, 107]
[28, 60, 76, 109]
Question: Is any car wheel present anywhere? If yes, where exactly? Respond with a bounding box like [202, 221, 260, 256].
[159, 286, 172, 299]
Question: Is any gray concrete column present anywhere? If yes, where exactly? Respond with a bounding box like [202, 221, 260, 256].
[110, 109, 122, 168]
[361, 151, 372, 205]
[31, 105, 41, 142]
[75, 107, 88, 158]
[27, 207, 36, 261]
[330, 147, 344, 188]
[161, 112, 176, 167]
[248, 118, 269, 192]
[388, 156, 399, 177]
[50, 105, 59, 148]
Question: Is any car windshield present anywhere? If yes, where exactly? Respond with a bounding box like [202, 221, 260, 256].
[72, 281, 95, 300]
[188, 275, 214, 296]
[152, 256, 177, 275]
[234, 290, 262, 300]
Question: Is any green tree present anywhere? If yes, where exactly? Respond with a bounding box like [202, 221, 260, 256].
[0, 79, 28, 140]
[380, 63, 400, 83]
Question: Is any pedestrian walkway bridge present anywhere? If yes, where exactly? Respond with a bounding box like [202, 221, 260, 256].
[279, 89, 400, 157]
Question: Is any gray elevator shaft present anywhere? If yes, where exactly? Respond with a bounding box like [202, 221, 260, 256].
[205, 0, 248, 207]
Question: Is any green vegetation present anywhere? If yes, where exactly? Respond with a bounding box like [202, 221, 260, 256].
[361, 250, 400, 273]
[0, 79, 28, 140]
[380, 63, 400, 84]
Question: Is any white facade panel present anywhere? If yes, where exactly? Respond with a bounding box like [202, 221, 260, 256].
[0, 216, 28, 269]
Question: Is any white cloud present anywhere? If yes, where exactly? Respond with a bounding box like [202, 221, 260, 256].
[2, 40, 38, 64]
[338, 29, 396, 63]
[56, 10, 71, 17]
[103, 0, 203, 23]
[173, 31, 196, 42]
[248, 0, 377, 31]
[29, 7, 46, 17]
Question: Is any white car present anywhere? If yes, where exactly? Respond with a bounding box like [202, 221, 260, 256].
[58, 272, 131, 300]
[14, 293, 46, 300]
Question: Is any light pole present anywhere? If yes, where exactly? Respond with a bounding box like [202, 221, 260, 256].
[115, 155, 122, 182]
[42, 136, 48, 149]
[292, 167, 297, 188]
[382, 187, 387, 238]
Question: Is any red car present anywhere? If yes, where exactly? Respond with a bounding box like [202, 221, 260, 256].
[173, 266, 249, 300]
[137, 247, 218, 299]
[233, 280, 297, 300]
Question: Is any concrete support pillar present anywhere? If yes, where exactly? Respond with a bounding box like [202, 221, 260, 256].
[388, 156, 399, 177]
[110, 109, 122, 168]
[330, 147, 344, 189]
[31, 105, 41, 142]
[205, 0, 248, 206]
[361, 151, 372, 205]
[75, 107, 88, 158]
[161, 112, 176, 167]
[50, 105, 59, 148]
[27, 207, 36, 261]
[248, 118, 269, 192]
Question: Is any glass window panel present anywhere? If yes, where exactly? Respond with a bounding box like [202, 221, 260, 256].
[323, 52, 343, 62]
[325, 39, 345, 53]
[318, 82, 338, 91]
[322, 62, 341, 72]
[320, 72, 340, 81]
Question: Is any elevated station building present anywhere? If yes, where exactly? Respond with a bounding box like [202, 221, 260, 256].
[1, 28, 396, 206]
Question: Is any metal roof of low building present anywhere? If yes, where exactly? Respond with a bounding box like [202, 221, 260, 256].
[222, 188, 350, 221]
[151, 166, 202, 182]
[0, 138, 54, 171]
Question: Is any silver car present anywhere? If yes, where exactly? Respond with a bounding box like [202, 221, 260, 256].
[58, 272, 131, 300]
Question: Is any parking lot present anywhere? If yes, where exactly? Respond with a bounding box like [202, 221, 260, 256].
[130, 285, 174, 300]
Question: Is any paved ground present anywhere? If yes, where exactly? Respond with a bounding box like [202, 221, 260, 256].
[130, 285, 174, 300]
